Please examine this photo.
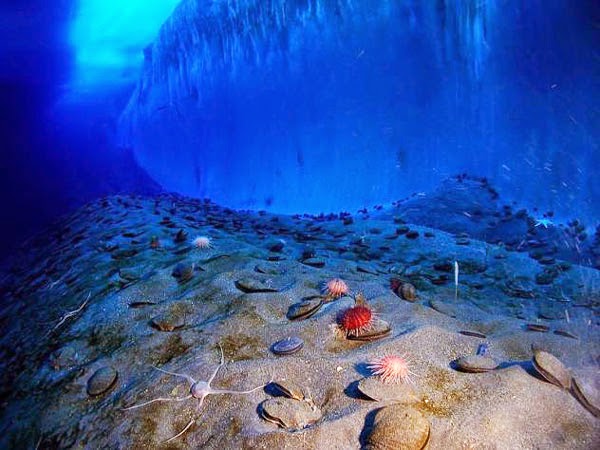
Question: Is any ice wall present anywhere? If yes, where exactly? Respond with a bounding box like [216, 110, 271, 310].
[120, 0, 599, 220]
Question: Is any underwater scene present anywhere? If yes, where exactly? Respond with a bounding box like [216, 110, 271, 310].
[0, 0, 599, 448]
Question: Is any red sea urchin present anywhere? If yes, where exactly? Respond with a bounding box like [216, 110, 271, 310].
[339, 301, 373, 336]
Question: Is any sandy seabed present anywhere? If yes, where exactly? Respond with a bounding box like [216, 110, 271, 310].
[0, 181, 598, 449]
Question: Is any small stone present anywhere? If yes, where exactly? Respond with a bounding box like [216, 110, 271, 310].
[87, 366, 118, 396]
[271, 336, 304, 355]
[454, 355, 499, 373]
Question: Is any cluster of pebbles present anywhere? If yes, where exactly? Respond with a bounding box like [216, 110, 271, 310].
[0, 190, 598, 448]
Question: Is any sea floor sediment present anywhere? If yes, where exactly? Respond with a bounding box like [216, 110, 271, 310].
[0, 185, 598, 449]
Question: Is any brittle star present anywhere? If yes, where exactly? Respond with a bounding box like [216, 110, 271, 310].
[123, 344, 269, 443]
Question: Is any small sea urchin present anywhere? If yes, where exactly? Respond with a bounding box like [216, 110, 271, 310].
[324, 278, 349, 298]
[192, 236, 212, 249]
[339, 304, 373, 336]
[368, 355, 415, 384]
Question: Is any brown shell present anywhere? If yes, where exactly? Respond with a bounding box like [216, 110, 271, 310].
[287, 298, 323, 321]
[365, 405, 430, 450]
[399, 283, 418, 301]
[346, 318, 391, 342]
[532, 349, 572, 390]
[259, 397, 321, 431]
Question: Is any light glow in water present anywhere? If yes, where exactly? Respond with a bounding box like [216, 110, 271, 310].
[68, 0, 180, 90]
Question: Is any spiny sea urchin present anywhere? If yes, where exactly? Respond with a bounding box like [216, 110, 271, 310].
[192, 236, 212, 249]
[323, 278, 349, 298]
[368, 355, 415, 384]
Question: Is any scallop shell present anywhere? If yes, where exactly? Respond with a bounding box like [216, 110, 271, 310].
[346, 318, 391, 342]
[399, 283, 417, 302]
[532, 349, 572, 390]
[151, 310, 185, 332]
[365, 405, 430, 450]
[453, 355, 498, 373]
[271, 380, 309, 402]
[259, 397, 321, 431]
[235, 278, 279, 293]
[271, 337, 304, 356]
[357, 377, 418, 403]
[87, 366, 118, 396]
[287, 298, 323, 321]
[570, 377, 600, 418]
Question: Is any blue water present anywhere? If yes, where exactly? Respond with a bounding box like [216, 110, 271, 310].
[0, 0, 598, 252]
[0, 2, 599, 447]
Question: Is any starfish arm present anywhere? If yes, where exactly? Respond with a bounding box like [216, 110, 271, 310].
[152, 366, 196, 385]
[122, 394, 192, 411]
[211, 384, 266, 395]
[164, 418, 195, 443]
[208, 344, 225, 384]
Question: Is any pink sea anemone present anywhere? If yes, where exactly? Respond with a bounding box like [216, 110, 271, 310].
[367, 355, 415, 384]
